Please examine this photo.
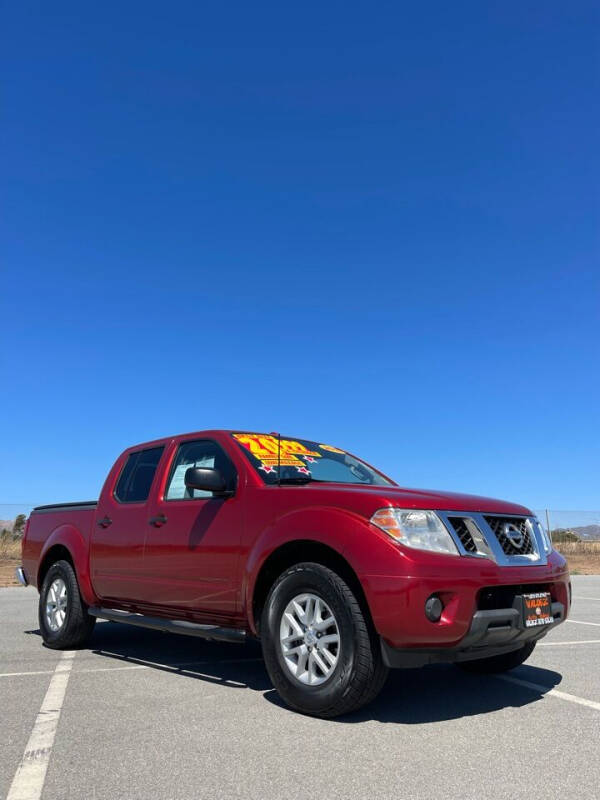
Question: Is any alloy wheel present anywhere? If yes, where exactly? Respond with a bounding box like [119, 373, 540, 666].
[45, 577, 68, 632]
[279, 593, 340, 686]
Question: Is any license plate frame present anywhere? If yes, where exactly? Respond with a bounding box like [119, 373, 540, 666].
[521, 591, 553, 628]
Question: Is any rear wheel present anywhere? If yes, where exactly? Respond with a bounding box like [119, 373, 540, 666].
[39, 560, 95, 649]
[260, 563, 388, 718]
[458, 641, 536, 674]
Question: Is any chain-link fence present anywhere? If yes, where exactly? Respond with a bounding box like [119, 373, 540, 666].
[532, 511, 600, 573]
[2, 504, 600, 536]
[2, 504, 599, 565]
[533, 509, 600, 537]
[0, 505, 32, 562]
[1, 503, 35, 521]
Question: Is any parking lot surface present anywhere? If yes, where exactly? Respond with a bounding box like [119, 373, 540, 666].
[2, 576, 599, 800]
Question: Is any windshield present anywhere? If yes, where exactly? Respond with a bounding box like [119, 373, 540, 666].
[231, 433, 395, 486]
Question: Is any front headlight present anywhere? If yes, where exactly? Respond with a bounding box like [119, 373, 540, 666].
[370, 508, 459, 555]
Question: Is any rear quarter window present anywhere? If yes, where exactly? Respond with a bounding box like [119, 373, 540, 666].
[114, 446, 164, 503]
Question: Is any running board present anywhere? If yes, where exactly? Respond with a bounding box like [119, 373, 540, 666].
[88, 606, 247, 643]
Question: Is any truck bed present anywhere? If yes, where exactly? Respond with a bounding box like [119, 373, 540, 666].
[22, 501, 98, 588]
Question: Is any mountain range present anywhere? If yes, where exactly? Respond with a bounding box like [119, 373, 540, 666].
[570, 525, 600, 540]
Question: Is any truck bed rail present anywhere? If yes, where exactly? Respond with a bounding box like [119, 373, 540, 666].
[32, 501, 98, 514]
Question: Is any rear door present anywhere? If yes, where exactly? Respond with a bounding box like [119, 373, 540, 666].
[140, 438, 242, 617]
[90, 445, 166, 602]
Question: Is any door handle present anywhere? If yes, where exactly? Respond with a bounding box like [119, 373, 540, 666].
[149, 514, 168, 528]
[98, 516, 112, 528]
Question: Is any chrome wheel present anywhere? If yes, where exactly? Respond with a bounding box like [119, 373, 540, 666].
[45, 578, 68, 632]
[279, 593, 340, 686]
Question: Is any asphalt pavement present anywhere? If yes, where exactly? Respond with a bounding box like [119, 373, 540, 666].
[2, 576, 599, 800]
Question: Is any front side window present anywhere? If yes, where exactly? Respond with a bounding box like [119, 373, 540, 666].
[232, 433, 394, 486]
[165, 440, 236, 500]
[114, 446, 164, 503]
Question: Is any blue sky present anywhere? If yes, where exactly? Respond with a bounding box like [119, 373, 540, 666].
[1, 1, 598, 516]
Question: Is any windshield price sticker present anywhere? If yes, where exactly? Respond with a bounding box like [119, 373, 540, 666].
[232, 434, 323, 470]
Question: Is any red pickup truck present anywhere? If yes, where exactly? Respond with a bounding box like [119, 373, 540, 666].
[19, 430, 570, 717]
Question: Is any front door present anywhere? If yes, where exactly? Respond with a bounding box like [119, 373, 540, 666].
[140, 439, 242, 618]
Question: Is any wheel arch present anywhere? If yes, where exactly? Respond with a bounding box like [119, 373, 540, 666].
[37, 525, 96, 606]
[250, 540, 374, 636]
[38, 544, 75, 588]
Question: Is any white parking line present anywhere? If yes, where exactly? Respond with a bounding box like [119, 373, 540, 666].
[566, 619, 600, 627]
[0, 657, 264, 679]
[538, 640, 600, 646]
[0, 670, 58, 679]
[498, 675, 600, 712]
[574, 597, 600, 601]
[7, 651, 76, 800]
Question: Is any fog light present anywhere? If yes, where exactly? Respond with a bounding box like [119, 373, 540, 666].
[425, 595, 443, 622]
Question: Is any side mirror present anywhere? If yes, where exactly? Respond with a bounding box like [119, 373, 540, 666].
[184, 467, 232, 496]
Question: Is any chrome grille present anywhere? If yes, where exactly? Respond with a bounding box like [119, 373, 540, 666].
[438, 510, 545, 565]
[484, 516, 536, 556]
[448, 517, 477, 553]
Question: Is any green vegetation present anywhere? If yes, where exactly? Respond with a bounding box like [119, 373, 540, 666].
[550, 528, 580, 544]
[0, 518, 23, 561]
[0, 515, 27, 559]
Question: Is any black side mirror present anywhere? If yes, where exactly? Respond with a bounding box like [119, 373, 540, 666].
[184, 467, 232, 496]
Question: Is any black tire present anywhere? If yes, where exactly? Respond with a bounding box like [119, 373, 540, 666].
[458, 641, 536, 674]
[39, 560, 95, 649]
[260, 562, 388, 718]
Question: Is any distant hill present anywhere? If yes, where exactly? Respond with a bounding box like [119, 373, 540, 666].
[571, 525, 600, 540]
[0, 520, 14, 533]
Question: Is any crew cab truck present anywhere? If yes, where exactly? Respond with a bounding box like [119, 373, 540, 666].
[19, 430, 570, 718]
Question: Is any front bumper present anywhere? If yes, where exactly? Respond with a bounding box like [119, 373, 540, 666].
[381, 600, 565, 668]
[362, 549, 570, 650]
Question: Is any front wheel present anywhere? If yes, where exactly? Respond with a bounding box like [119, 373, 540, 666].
[260, 563, 388, 718]
[39, 560, 95, 649]
[458, 641, 536, 674]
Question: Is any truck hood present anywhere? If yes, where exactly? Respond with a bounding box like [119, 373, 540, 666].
[298, 483, 532, 517]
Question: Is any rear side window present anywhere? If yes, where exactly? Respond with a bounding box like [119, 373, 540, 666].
[114, 447, 164, 503]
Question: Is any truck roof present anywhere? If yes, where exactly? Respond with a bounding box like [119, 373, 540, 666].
[124, 429, 321, 451]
